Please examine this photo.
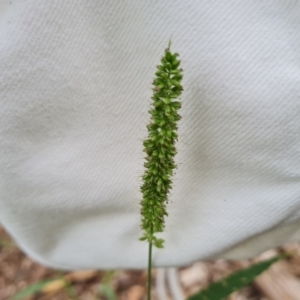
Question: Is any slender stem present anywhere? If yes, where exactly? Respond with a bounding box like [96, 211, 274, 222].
[147, 227, 153, 300]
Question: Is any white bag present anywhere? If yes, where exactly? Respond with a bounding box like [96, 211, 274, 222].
[1, 1, 300, 269]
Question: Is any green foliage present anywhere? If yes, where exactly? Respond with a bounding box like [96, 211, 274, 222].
[188, 255, 283, 300]
[64, 282, 79, 300]
[97, 270, 117, 300]
[10, 271, 117, 300]
[98, 284, 117, 300]
[140, 42, 183, 248]
[10, 279, 54, 300]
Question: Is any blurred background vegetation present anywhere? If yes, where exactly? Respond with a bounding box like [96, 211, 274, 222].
[2, 225, 300, 300]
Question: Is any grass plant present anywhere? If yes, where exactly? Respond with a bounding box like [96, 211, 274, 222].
[139, 41, 183, 299]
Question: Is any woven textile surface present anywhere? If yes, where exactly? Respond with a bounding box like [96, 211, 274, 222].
[1, 1, 300, 269]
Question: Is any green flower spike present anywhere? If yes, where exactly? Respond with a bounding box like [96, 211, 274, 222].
[140, 43, 183, 248]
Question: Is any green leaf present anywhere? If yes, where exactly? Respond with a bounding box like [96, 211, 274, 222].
[97, 270, 117, 300]
[64, 283, 79, 300]
[99, 284, 117, 300]
[188, 255, 283, 300]
[10, 279, 54, 300]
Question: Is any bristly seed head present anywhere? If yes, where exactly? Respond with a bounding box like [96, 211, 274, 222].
[140, 43, 183, 248]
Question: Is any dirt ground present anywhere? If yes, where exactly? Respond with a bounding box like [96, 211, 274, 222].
[2, 226, 300, 300]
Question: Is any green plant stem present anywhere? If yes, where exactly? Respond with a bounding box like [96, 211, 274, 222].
[147, 226, 153, 300]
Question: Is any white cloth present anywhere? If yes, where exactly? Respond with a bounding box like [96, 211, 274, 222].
[1, 1, 300, 270]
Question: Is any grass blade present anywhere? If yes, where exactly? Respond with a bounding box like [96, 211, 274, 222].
[10, 279, 54, 300]
[188, 255, 283, 300]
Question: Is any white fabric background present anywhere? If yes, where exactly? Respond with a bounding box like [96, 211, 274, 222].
[1, 0, 300, 270]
